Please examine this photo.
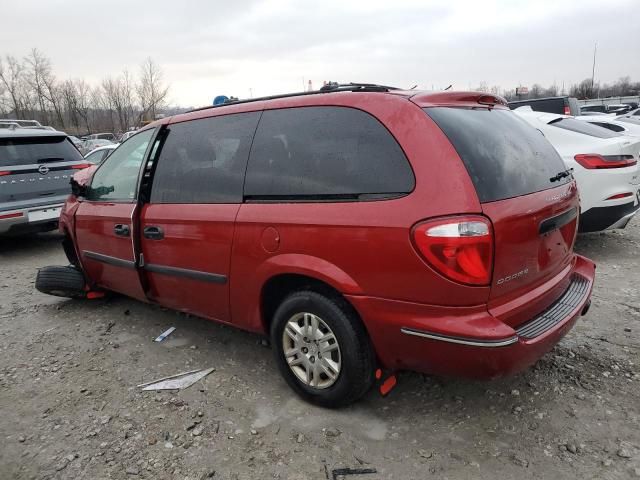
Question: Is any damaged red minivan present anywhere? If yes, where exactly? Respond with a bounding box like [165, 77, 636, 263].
[38, 84, 595, 407]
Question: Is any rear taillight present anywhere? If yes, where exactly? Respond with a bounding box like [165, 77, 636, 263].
[563, 105, 571, 115]
[412, 216, 493, 286]
[605, 192, 634, 200]
[0, 171, 10, 176]
[574, 154, 637, 169]
[0, 212, 23, 220]
[71, 163, 92, 169]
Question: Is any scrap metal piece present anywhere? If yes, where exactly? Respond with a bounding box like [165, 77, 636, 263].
[332, 468, 377, 480]
[154, 327, 176, 342]
[138, 368, 215, 391]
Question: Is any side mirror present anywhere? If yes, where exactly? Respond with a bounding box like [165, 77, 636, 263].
[70, 177, 88, 198]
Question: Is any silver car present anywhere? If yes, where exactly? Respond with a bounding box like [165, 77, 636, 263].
[0, 128, 89, 235]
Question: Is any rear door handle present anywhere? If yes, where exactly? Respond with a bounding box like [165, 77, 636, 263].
[114, 224, 130, 237]
[143, 226, 164, 240]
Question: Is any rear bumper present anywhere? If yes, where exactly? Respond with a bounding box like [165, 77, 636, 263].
[579, 199, 639, 232]
[347, 255, 595, 379]
[0, 203, 64, 235]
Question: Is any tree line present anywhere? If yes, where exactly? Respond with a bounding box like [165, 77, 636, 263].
[475, 76, 640, 101]
[0, 49, 169, 135]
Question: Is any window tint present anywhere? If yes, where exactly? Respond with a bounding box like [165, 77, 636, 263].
[425, 107, 569, 203]
[87, 129, 153, 201]
[589, 122, 625, 133]
[150, 112, 260, 204]
[549, 117, 620, 138]
[0, 136, 83, 167]
[244, 106, 414, 200]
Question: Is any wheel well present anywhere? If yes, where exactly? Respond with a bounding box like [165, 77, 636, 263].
[261, 274, 353, 332]
[61, 229, 79, 266]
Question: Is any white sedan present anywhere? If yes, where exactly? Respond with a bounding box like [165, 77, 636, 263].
[515, 107, 640, 232]
[84, 144, 118, 165]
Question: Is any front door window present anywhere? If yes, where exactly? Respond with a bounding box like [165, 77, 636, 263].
[87, 129, 154, 201]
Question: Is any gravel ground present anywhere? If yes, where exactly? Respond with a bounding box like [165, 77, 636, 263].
[0, 219, 639, 480]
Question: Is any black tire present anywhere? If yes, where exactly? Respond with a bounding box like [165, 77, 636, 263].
[35, 265, 86, 298]
[270, 290, 375, 408]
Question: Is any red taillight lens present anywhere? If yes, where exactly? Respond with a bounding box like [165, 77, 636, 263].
[0, 171, 11, 176]
[574, 154, 637, 169]
[563, 105, 571, 115]
[72, 163, 92, 169]
[605, 192, 633, 200]
[412, 216, 493, 286]
[0, 212, 23, 220]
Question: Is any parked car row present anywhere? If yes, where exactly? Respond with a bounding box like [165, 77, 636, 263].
[580, 102, 638, 115]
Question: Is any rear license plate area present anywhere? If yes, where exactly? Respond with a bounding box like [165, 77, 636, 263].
[28, 207, 62, 222]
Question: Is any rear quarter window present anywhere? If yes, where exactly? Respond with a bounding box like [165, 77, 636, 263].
[424, 107, 570, 203]
[244, 106, 414, 200]
[0, 136, 83, 167]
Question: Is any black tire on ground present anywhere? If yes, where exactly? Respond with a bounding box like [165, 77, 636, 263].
[35, 265, 86, 298]
[270, 290, 375, 408]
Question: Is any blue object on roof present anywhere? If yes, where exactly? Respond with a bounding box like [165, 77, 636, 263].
[213, 95, 229, 106]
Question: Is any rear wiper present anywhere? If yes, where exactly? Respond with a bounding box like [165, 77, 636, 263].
[550, 168, 573, 182]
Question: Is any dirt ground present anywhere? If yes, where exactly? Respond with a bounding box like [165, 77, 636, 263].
[1, 219, 639, 480]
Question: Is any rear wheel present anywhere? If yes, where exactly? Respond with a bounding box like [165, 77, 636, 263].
[271, 290, 375, 408]
[35, 265, 86, 298]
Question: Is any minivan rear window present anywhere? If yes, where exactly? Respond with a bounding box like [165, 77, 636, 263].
[0, 136, 83, 167]
[424, 107, 570, 203]
[548, 117, 620, 138]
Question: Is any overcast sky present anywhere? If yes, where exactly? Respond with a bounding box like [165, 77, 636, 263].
[1, 0, 639, 107]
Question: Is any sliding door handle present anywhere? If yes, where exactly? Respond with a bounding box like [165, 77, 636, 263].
[143, 226, 164, 240]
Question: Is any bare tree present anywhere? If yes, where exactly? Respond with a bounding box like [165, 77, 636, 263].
[137, 57, 169, 123]
[24, 48, 52, 123]
[0, 55, 26, 118]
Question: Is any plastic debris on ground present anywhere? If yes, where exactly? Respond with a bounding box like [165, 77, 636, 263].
[154, 326, 176, 342]
[137, 368, 215, 391]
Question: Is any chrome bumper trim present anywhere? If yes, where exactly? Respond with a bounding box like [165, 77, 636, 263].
[400, 328, 518, 348]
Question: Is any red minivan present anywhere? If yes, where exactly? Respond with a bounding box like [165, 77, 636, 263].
[38, 85, 596, 407]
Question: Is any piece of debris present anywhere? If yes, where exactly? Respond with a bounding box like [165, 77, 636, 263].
[332, 467, 377, 480]
[154, 327, 176, 342]
[617, 448, 632, 459]
[138, 368, 215, 391]
[105, 321, 116, 334]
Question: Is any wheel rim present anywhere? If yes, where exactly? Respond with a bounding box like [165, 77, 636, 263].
[282, 312, 341, 389]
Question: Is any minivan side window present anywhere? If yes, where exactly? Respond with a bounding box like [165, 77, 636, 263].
[150, 112, 260, 204]
[87, 128, 154, 202]
[244, 106, 414, 200]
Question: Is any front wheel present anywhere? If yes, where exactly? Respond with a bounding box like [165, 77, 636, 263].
[270, 290, 375, 408]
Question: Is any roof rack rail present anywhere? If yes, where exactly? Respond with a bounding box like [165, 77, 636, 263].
[188, 82, 400, 113]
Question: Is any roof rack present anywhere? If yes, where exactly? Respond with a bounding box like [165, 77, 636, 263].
[188, 82, 400, 113]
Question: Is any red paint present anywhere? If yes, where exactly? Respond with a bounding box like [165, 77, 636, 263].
[139, 203, 238, 322]
[65, 90, 596, 382]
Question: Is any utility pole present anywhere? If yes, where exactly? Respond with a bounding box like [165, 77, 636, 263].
[591, 42, 597, 98]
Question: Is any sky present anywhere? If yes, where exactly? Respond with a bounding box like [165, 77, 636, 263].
[1, 0, 639, 107]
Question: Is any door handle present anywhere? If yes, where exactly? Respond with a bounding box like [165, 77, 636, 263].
[114, 224, 130, 237]
[143, 225, 164, 240]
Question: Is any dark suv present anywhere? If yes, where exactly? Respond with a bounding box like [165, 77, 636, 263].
[0, 128, 89, 235]
[508, 96, 580, 116]
[39, 85, 596, 407]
